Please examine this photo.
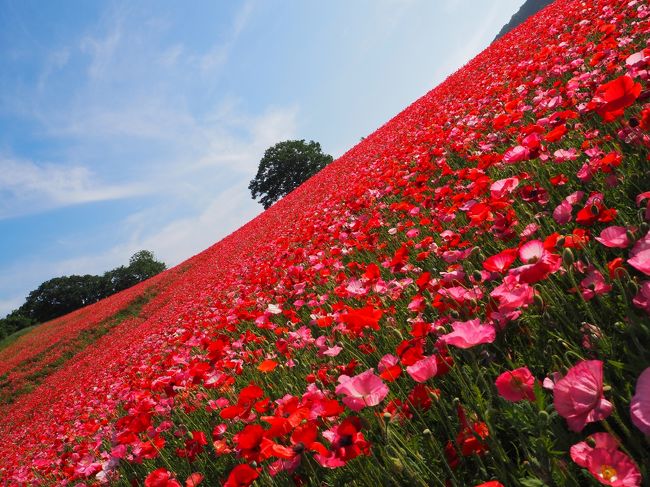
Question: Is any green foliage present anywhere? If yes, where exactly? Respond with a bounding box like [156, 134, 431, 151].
[103, 250, 167, 295]
[249, 139, 333, 209]
[0, 250, 166, 336]
[17, 274, 106, 324]
[0, 311, 34, 340]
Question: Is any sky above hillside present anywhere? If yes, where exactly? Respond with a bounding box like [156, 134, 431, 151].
[0, 0, 523, 316]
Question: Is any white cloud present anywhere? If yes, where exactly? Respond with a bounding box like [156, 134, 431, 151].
[113, 104, 298, 265]
[159, 44, 184, 67]
[0, 100, 298, 315]
[37, 48, 71, 93]
[135, 182, 262, 266]
[0, 157, 147, 219]
[80, 19, 122, 79]
[198, 0, 255, 73]
[44, 99, 197, 140]
[193, 105, 299, 172]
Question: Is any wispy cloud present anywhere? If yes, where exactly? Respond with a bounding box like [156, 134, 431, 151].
[2, 0, 518, 319]
[106, 104, 298, 265]
[198, 0, 255, 73]
[159, 44, 184, 68]
[37, 48, 71, 93]
[0, 99, 298, 315]
[80, 13, 123, 79]
[0, 156, 146, 219]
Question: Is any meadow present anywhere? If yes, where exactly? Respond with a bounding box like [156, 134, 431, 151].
[0, 0, 648, 485]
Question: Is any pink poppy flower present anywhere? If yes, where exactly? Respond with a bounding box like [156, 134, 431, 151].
[378, 354, 399, 372]
[503, 145, 530, 164]
[520, 223, 539, 239]
[580, 268, 612, 301]
[570, 432, 641, 487]
[490, 177, 519, 199]
[490, 274, 535, 310]
[439, 319, 496, 349]
[586, 448, 641, 486]
[553, 200, 573, 224]
[553, 148, 579, 162]
[553, 360, 612, 432]
[632, 281, 650, 315]
[595, 226, 630, 248]
[566, 190, 586, 205]
[628, 231, 650, 276]
[570, 432, 619, 467]
[636, 191, 650, 221]
[495, 367, 536, 402]
[438, 285, 483, 303]
[335, 369, 389, 411]
[630, 367, 650, 435]
[406, 355, 438, 383]
[322, 345, 342, 357]
[511, 241, 562, 284]
[626, 49, 648, 68]
[345, 279, 368, 297]
[519, 240, 545, 263]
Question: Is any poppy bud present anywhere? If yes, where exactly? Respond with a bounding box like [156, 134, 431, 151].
[391, 457, 405, 472]
[538, 410, 550, 424]
[472, 270, 483, 282]
[626, 229, 635, 242]
[534, 294, 544, 308]
[640, 222, 649, 234]
[556, 236, 565, 247]
[483, 408, 495, 422]
[422, 428, 432, 436]
[562, 248, 574, 267]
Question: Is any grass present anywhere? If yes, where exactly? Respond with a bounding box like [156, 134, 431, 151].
[0, 325, 38, 352]
[0, 291, 157, 406]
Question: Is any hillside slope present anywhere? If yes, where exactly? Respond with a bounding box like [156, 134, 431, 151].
[1, 0, 648, 485]
[493, 0, 555, 41]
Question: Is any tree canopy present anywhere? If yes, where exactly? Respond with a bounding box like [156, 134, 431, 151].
[0, 250, 166, 338]
[249, 139, 333, 209]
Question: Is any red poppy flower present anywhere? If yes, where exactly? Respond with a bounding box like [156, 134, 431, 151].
[144, 468, 181, 487]
[224, 464, 259, 487]
[594, 75, 642, 121]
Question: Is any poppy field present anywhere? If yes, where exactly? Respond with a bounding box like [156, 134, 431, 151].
[0, 0, 649, 485]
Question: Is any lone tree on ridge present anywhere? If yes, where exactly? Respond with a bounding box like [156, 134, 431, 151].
[248, 139, 333, 209]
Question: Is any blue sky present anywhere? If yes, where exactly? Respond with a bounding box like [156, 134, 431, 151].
[0, 0, 523, 316]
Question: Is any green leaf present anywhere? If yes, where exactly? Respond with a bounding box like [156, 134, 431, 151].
[519, 478, 549, 487]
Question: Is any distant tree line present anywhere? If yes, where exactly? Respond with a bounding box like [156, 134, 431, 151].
[0, 250, 166, 340]
[493, 0, 554, 41]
